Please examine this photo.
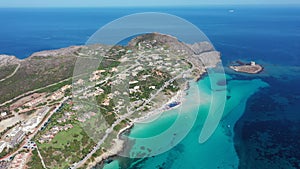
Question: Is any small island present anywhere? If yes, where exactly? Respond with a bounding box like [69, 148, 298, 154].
[230, 61, 263, 74]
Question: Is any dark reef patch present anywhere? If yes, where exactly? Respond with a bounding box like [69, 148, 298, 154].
[234, 76, 300, 169]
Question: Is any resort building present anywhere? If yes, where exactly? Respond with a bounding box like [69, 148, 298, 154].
[25, 97, 44, 107]
[22, 117, 39, 133]
[9, 130, 25, 147]
[6, 127, 22, 138]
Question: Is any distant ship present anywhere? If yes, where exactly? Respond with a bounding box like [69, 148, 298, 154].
[229, 9, 235, 13]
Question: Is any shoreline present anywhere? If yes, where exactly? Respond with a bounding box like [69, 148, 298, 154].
[85, 68, 209, 168]
[86, 82, 191, 168]
[132, 89, 186, 123]
[86, 139, 125, 169]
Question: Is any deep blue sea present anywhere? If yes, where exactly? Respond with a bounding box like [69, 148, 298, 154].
[0, 6, 299, 66]
[0, 6, 299, 169]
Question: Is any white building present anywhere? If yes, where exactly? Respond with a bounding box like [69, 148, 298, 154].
[129, 81, 139, 85]
[149, 86, 156, 89]
[6, 127, 22, 138]
[0, 112, 7, 117]
[0, 141, 7, 153]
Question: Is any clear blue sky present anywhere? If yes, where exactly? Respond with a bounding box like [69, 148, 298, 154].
[0, 0, 299, 7]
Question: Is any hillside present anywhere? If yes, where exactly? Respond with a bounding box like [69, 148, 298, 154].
[0, 33, 220, 105]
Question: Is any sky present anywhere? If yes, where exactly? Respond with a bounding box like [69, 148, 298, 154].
[0, 0, 299, 7]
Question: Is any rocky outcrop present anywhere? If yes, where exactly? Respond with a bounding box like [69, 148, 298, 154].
[128, 32, 194, 54]
[0, 55, 20, 67]
[29, 46, 82, 58]
[188, 41, 214, 54]
[128, 33, 220, 68]
[197, 51, 221, 68]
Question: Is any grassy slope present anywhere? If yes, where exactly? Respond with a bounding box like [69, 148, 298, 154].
[0, 64, 18, 80]
[0, 55, 76, 104]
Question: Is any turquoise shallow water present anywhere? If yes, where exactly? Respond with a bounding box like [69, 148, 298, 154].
[102, 74, 269, 169]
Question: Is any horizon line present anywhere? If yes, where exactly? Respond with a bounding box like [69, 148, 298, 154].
[0, 4, 300, 8]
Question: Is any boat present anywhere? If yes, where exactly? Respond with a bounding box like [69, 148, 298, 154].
[168, 101, 180, 108]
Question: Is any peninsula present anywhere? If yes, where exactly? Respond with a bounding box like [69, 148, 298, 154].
[0, 33, 221, 169]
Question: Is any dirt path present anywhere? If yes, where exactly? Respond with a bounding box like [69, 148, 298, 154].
[0, 63, 20, 82]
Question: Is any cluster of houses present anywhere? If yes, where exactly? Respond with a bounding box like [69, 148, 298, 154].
[1, 84, 71, 120]
[102, 93, 113, 106]
[0, 85, 73, 167]
[137, 39, 158, 50]
[26, 85, 71, 107]
[51, 85, 71, 100]
[0, 148, 32, 169]
[9, 93, 45, 111]
[0, 160, 10, 169]
[24, 96, 44, 108]
[89, 70, 106, 82]
[38, 124, 73, 143]
[57, 111, 74, 123]
[77, 111, 96, 123]
[9, 152, 31, 169]
[81, 86, 105, 99]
